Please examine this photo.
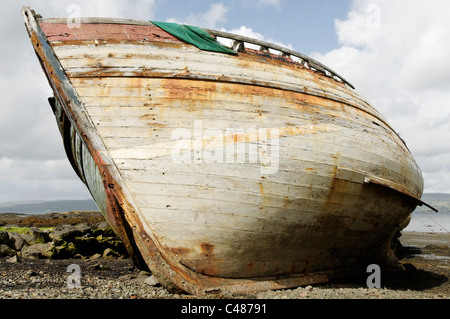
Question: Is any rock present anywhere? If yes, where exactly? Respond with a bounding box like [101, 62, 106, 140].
[8, 232, 25, 251]
[0, 222, 128, 261]
[94, 221, 115, 237]
[138, 270, 151, 276]
[24, 270, 38, 278]
[75, 223, 92, 235]
[0, 244, 16, 257]
[133, 270, 152, 283]
[94, 263, 110, 270]
[0, 231, 9, 245]
[55, 241, 77, 259]
[20, 233, 35, 246]
[22, 242, 56, 259]
[98, 237, 127, 255]
[144, 275, 160, 287]
[103, 248, 120, 258]
[50, 225, 82, 242]
[6, 255, 20, 263]
[96, 221, 110, 229]
[90, 253, 102, 260]
[28, 228, 50, 244]
[118, 274, 137, 281]
[119, 271, 153, 283]
[73, 236, 101, 256]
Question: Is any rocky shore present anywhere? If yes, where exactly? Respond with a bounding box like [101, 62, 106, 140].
[0, 211, 127, 260]
[0, 212, 449, 299]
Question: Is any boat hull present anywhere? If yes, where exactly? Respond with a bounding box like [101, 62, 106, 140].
[23, 8, 424, 295]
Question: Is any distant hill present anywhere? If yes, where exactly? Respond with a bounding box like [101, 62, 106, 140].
[0, 199, 99, 214]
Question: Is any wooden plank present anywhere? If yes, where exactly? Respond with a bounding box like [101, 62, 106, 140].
[68, 75, 380, 122]
[39, 17, 157, 26]
[39, 17, 354, 88]
[53, 43, 374, 117]
[69, 76, 402, 150]
[39, 22, 180, 43]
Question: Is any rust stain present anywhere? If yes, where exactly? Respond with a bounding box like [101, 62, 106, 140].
[154, 78, 349, 122]
[139, 113, 155, 119]
[149, 123, 167, 127]
[193, 243, 221, 276]
[290, 264, 297, 275]
[200, 243, 215, 257]
[246, 261, 254, 276]
[139, 114, 167, 127]
[302, 257, 310, 274]
[163, 78, 217, 103]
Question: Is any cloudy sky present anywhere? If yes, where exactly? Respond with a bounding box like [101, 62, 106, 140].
[0, 0, 449, 203]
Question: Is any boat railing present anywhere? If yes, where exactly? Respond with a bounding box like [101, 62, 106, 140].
[25, 5, 354, 90]
[206, 28, 355, 89]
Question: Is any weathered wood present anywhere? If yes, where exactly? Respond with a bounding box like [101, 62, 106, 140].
[37, 17, 354, 88]
[53, 43, 364, 113]
[205, 28, 355, 88]
[39, 22, 180, 43]
[39, 17, 157, 26]
[23, 6, 425, 295]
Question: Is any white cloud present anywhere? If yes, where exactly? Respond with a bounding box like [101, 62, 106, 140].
[217, 25, 294, 52]
[165, 3, 293, 50]
[225, 25, 265, 40]
[44, 0, 159, 20]
[311, 0, 450, 193]
[167, 2, 228, 29]
[0, 157, 90, 202]
[242, 0, 282, 9]
[257, 0, 282, 8]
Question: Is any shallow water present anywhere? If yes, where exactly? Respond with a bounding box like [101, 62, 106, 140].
[416, 253, 450, 260]
[404, 211, 450, 233]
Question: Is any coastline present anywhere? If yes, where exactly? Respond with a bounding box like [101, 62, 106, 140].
[0, 212, 448, 299]
[400, 231, 450, 248]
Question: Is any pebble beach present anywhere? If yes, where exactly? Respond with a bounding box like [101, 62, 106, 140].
[0, 212, 448, 300]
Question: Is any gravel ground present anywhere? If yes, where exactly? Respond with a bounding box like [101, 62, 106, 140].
[0, 258, 178, 299]
[0, 232, 448, 300]
[0, 211, 448, 300]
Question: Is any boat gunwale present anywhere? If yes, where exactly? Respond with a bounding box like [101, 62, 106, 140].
[37, 16, 355, 89]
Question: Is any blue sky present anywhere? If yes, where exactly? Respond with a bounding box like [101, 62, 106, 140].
[1, 0, 450, 202]
[154, 0, 351, 54]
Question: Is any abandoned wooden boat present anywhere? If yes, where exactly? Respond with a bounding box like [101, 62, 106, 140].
[22, 6, 432, 295]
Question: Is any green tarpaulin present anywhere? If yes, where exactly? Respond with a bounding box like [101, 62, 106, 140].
[151, 21, 237, 55]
